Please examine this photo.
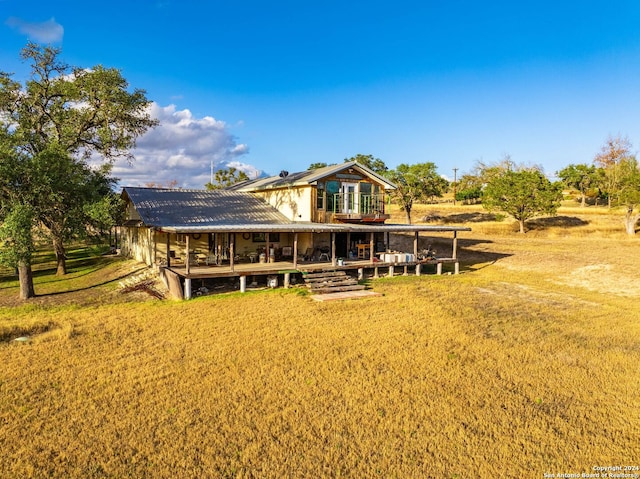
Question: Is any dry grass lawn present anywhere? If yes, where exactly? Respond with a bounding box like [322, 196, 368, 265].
[0, 205, 638, 478]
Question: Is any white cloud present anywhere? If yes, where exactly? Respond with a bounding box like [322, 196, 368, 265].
[113, 103, 256, 188]
[5, 17, 64, 43]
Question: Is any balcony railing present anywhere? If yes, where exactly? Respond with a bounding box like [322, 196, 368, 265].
[329, 193, 387, 215]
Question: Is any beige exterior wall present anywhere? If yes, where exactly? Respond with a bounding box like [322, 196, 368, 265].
[254, 187, 314, 222]
[121, 226, 155, 266]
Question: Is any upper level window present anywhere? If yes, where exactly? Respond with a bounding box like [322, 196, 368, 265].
[326, 181, 339, 212]
[317, 182, 325, 210]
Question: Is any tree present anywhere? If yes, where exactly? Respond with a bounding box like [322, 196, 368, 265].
[84, 191, 125, 244]
[0, 135, 37, 299]
[145, 179, 179, 188]
[344, 154, 388, 175]
[386, 162, 448, 224]
[556, 163, 600, 207]
[617, 157, 640, 235]
[31, 146, 117, 274]
[593, 135, 632, 208]
[205, 167, 249, 190]
[0, 204, 36, 300]
[0, 43, 156, 294]
[308, 162, 333, 170]
[455, 174, 483, 204]
[482, 169, 563, 233]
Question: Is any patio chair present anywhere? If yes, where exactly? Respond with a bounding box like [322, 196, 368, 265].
[299, 247, 314, 261]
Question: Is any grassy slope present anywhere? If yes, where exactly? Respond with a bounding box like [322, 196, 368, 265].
[0, 206, 638, 478]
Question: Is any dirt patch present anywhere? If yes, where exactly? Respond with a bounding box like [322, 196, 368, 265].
[555, 264, 640, 297]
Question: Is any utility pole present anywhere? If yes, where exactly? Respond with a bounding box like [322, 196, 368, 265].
[452, 167, 458, 206]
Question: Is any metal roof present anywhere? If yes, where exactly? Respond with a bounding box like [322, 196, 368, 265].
[157, 223, 472, 234]
[122, 187, 293, 228]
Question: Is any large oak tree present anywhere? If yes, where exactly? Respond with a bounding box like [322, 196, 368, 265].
[0, 43, 156, 298]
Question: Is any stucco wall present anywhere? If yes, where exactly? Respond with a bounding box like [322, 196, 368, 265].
[255, 187, 313, 222]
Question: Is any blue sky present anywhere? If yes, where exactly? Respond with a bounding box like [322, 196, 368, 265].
[3, 1, 640, 188]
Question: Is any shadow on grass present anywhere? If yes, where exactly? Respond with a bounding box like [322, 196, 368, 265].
[422, 212, 502, 223]
[456, 238, 513, 270]
[0, 257, 115, 289]
[422, 212, 590, 231]
[526, 216, 590, 229]
[40, 266, 148, 297]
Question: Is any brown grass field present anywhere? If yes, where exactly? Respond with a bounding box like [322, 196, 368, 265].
[0, 204, 639, 478]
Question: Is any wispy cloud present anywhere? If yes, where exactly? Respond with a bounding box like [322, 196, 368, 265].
[112, 103, 258, 188]
[5, 17, 64, 43]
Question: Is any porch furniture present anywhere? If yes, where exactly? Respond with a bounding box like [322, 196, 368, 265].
[357, 243, 368, 259]
[300, 248, 314, 261]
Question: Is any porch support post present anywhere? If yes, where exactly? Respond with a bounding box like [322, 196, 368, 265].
[240, 275, 246, 293]
[185, 234, 191, 275]
[414, 232, 419, 257]
[437, 262, 443, 275]
[149, 228, 155, 266]
[284, 272, 291, 288]
[216, 234, 222, 264]
[293, 233, 299, 269]
[331, 232, 336, 266]
[358, 268, 364, 280]
[388, 265, 394, 277]
[369, 232, 375, 264]
[166, 232, 171, 268]
[452, 231, 458, 259]
[184, 278, 192, 299]
[416, 264, 422, 276]
[265, 232, 270, 262]
[230, 233, 235, 272]
[346, 232, 351, 259]
[385, 231, 390, 252]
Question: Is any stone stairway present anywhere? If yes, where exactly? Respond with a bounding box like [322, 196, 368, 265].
[303, 271, 367, 294]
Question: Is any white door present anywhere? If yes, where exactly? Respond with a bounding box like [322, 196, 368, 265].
[341, 183, 359, 213]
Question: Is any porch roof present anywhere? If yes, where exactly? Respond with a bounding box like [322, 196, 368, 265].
[157, 222, 471, 234]
[122, 187, 293, 229]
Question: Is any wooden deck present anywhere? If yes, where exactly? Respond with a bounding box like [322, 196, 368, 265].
[166, 257, 459, 280]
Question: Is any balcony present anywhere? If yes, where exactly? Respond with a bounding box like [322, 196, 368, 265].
[329, 193, 390, 223]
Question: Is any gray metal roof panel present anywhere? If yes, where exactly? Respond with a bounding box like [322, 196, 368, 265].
[122, 187, 293, 228]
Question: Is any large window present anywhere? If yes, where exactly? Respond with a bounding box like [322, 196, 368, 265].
[325, 180, 340, 212]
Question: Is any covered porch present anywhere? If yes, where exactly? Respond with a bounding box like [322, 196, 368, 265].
[157, 224, 471, 299]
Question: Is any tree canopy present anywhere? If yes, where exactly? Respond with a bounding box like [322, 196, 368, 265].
[344, 154, 388, 175]
[482, 168, 563, 233]
[556, 163, 601, 207]
[205, 167, 249, 190]
[386, 162, 448, 224]
[0, 43, 156, 297]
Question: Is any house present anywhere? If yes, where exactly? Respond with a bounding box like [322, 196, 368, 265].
[120, 163, 471, 298]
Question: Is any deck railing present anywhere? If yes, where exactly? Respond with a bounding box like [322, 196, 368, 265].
[330, 193, 386, 215]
